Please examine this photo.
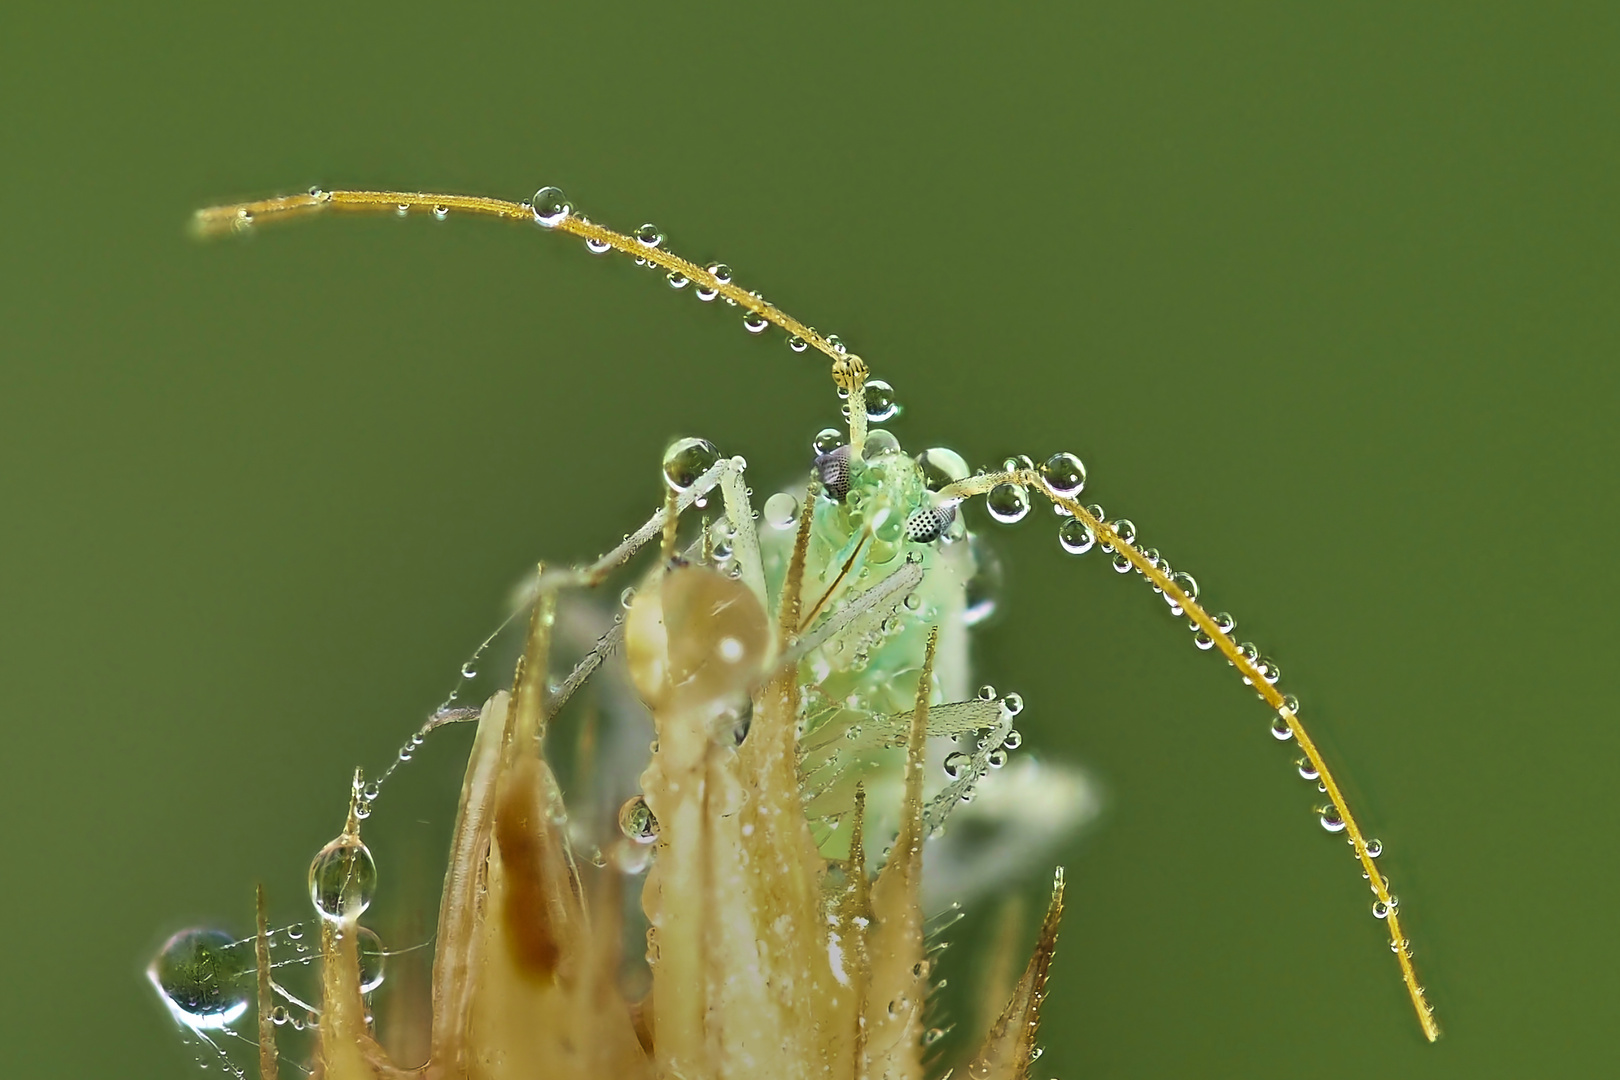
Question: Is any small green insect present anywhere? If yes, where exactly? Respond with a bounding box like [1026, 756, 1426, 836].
[149, 184, 1438, 1079]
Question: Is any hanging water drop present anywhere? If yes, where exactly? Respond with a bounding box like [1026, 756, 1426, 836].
[1193, 629, 1213, 649]
[1058, 517, 1095, 554]
[432, 205, 448, 220]
[978, 685, 997, 700]
[618, 795, 659, 844]
[864, 379, 900, 422]
[987, 748, 1008, 768]
[986, 483, 1030, 524]
[1002, 692, 1024, 716]
[743, 310, 769, 334]
[787, 334, 807, 352]
[585, 235, 611, 254]
[1110, 519, 1137, 546]
[635, 223, 664, 248]
[1112, 553, 1133, 573]
[763, 492, 800, 530]
[1170, 570, 1199, 601]
[663, 437, 719, 492]
[1297, 758, 1319, 781]
[1001, 729, 1022, 750]
[1365, 838, 1383, 858]
[813, 427, 844, 455]
[309, 834, 377, 922]
[356, 925, 387, 993]
[667, 270, 689, 289]
[916, 446, 970, 491]
[943, 751, 971, 779]
[1319, 805, 1347, 833]
[147, 928, 252, 1029]
[460, 660, 477, 679]
[1270, 714, 1294, 740]
[1038, 452, 1087, 497]
[1372, 900, 1392, 919]
[531, 186, 571, 228]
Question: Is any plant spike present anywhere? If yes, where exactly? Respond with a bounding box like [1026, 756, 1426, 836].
[192, 184, 1438, 1044]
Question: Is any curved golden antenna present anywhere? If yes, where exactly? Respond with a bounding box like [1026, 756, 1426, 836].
[194, 185, 1438, 1041]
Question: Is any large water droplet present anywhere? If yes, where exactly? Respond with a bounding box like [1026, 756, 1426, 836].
[618, 795, 659, 844]
[1296, 757, 1320, 781]
[1038, 452, 1087, 497]
[864, 379, 900, 422]
[1110, 518, 1138, 546]
[309, 835, 377, 922]
[1058, 517, 1095, 555]
[531, 187, 571, 228]
[986, 483, 1030, 524]
[1319, 805, 1347, 833]
[635, 223, 664, 248]
[1270, 714, 1294, 740]
[915, 446, 970, 491]
[943, 751, 971, 779]
[743, 309, 769, 334]
[764, 492, 800, 528]
[148, 928, 251, 1029]
[1365, 837, 1384, 858]
[663, 437, 719, 492]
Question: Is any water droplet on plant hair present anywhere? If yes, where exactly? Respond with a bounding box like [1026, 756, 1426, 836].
[432, 205, 448, 220]
[743, 310, 769, 334]
[1319, 805, 1347, 833]
[148, 928, 251, 1029]
[662, 437, 719, 492]
[309, 835, 377, 922]
[1365, 838, 1384, 858]
[356, 925, 387, 993]
[585, 235, 611, 254]
[635, 223, 663, 248]
[1270, 714, 1294, 740]
[764, 492, 799, 528]
[1038, 452, 1087, 497]
[707, 263, 733, 285]
[1058, 517, 1095, 555]
[618, 795, 659, 844]
[986, 483, 1030, 524]
[531, 186, 571, 228]
[667, 270, 689, 289]
[1297, 758, 1320, 781]
[915, 446, 970, 491]
[863, 428, 902, 457]
[864, 379, 900, 422]
[943, 752, 971, 779]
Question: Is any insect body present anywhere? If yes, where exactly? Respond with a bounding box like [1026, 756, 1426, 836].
[148, 185, 1438, 1079]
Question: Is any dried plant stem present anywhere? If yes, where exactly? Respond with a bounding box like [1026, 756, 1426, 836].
[194, 185, 1438, 1043]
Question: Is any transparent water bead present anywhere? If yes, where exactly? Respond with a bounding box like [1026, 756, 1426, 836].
[618, 795, 659, 844]
[743, 309, 769, 334]
[1058, 517, 1095, 554]
[309, 834, 378, 922]
[986, 483, 1030, 524]
[662, 437, 719, 492]
[585, 234, 612, 254]
[864, 379, 900, 422]
[1270, 714, 1295, 740]
[916, 446, 970, 491]
[707, 263, 733, 285]
[1110, 518, 1138, 547]
[787, 334, 808, 352]
[1365, 837, 1384, 858]
[1319, 805, 1347, 833]
[1297, 758, 1320, 781]
[813, 427, 844, 456]
[148, 928, 252, 1029]
[666, 270, 689, 289]
[531, 186, 571, 228]
[764, 492, 799, 528]
[943, 751, 971, 779]
[356, 925, 387, 993]
[634, 223, 664, 248]
[1038, 452, 1087, 497]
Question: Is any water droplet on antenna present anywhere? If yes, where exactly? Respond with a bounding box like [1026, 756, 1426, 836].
[663, 437, 719, 492]
[986, 483, 1030, 524]
[309, 835, 378, 922]
[1038, 452, 1087, 498]
[531, 187, 571, 228]
[1058, 517, 1095, 554]
[1319, 805, 1347, 833]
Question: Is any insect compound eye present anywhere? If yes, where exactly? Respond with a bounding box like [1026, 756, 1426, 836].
[903, 500, 958, 544]
[813, 444, 853, 502]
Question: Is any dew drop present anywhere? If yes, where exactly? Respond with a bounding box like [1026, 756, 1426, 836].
[986, 483, 1030, 524]
[460, 661, 477, 679]
[667, 270, 689, 289]
[978, 684, 997, 700]
[432, 205, 448, 220]
[1297, 758, 1319, 781]
[1038, 452, 1087, 497]
[1257, 657, 1282, 685]
[1319, 805, 1347, 833]
[695, 281, 718, 302]
[1002, 692, 1024, 716]
[1281, 693, 1300, 714]
[663, 437, 720, 492]
[1058, 517, 1095, 555]
[148, 928, 251, 1029]
[1365, 838, 1383, 858]
[531, 186, 571, 228]
[1170, 570, 1199, 601]
[943, 751, 971, 779]
[618, 795, 659, 844]
[356, 925, 387, 993]
[309, 835, 377, 922]
[1001, 729, 1023, 750]
[394, 203, 408, 216]
[987, 748, 1008, 769]
[1112, 553, 1133, 573]
[1110, 518, 1138, 546]
[813, 427, 845, 456]
[1372, 900, 1391, 919]
[915, 446, 970, 491]
[743, 310, 769, 334]
[635, 223, 663, 248]
[1270, 714, 1295, 740]
[585, 235, 611, 254]
[1193, 630, 1213, 649]
[707, 262, 733, 285]
[864, 379, 900, 422]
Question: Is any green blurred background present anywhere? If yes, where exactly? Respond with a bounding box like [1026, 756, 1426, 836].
[2, 3, 1615, 1076]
